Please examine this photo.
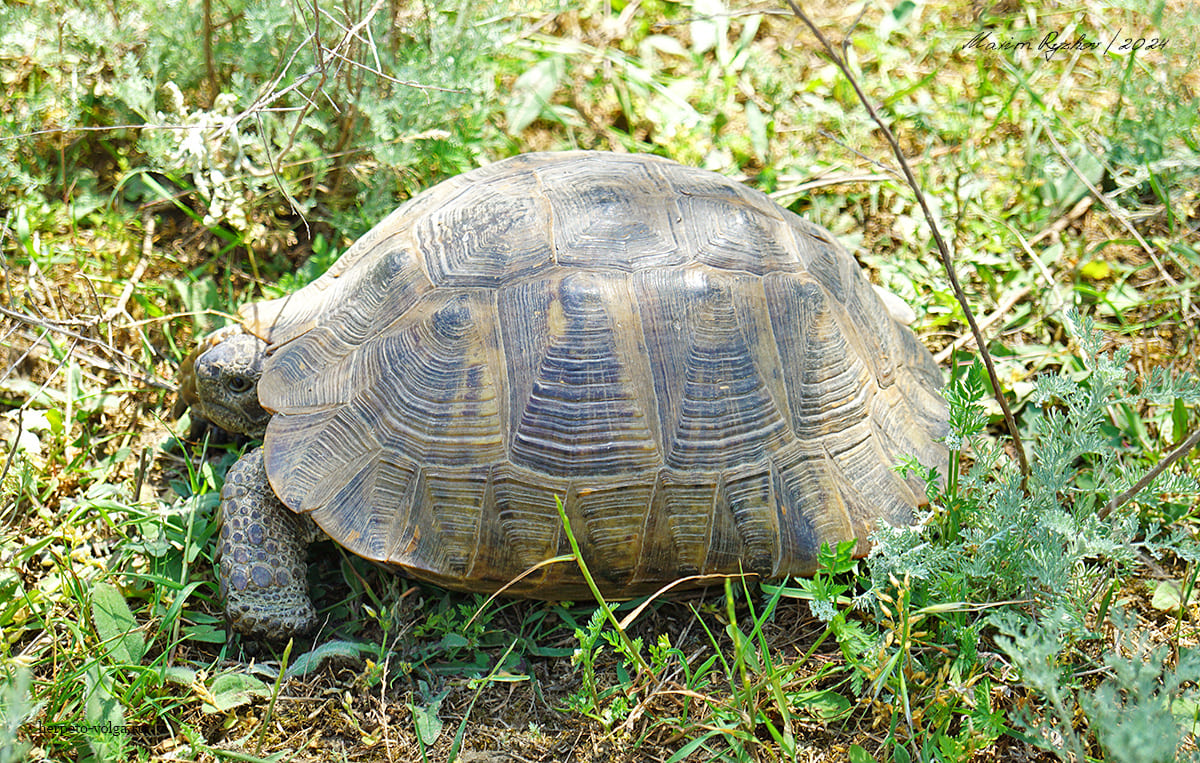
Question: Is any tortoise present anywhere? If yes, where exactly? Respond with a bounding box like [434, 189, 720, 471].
[178, 151, 948, 639]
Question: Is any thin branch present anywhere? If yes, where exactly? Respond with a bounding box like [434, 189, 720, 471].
[933, 285, 1031, 366]
[783, 1, 1031, 482]
[0, 411, 23, 522]
[0, 305, 173, 390]
[1101, 427, 1200, 520]
[0, 305, 131, 361]
[318, 44, 470, 94]
[0, 123, 201, 143]
[1041, 123, 1176, 286]
[203, 0, 217, 105]
[254, 111, 309, 237]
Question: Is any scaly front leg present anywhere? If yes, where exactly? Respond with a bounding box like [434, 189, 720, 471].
[217, 448, 319, 639]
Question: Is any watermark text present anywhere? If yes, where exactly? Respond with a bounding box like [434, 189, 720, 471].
[24, 719, 131, 737]
[961, 29, 1168, 61]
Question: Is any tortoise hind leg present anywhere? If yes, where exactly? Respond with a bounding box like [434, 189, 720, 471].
[217, 447, 319, 639]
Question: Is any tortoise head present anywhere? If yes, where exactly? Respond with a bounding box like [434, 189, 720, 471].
[177, 330, 271, 438]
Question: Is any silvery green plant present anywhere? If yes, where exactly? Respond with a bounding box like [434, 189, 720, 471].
[995, 607, 1200, 763]
[870, 308, 1199, 620]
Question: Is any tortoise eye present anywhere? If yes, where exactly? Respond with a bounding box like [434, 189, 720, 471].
[227, 375, 254, 394]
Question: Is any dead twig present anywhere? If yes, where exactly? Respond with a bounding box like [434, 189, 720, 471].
[783, 1, 1032, 482]
[0, 305, 173, 391]
[1041, 124, 1176, 286]
[1102, 427, 1200, 520]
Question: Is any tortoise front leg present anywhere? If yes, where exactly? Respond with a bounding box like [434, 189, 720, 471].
[216, 448, 319, 639]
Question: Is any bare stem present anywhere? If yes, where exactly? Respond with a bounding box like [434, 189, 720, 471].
[783, 1, 1031, 482]
[203, 0, 216, 106]
[1102, 427, 1200, 519]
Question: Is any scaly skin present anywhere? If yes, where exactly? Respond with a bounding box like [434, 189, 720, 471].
[216, 447, 320, 639]
[179, 330, 271, 438]
[181, 328, 319, 638]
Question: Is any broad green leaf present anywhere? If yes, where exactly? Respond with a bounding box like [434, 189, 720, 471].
[90, 582, 146, 666]
[1172, 397, 1188, 443]
[286, 639, 374, 678]
[161, 666, 197, 686]
[84, 664, 127, 761]
[848, 744, 878, 763]
[410, 689, 449, 747]
[791, 689, 852, 721]
[181, 622, 229, 644]
[204, 672, 269, 714]
[45, 408, 64, 437]
[1151, 580, 1183, 612]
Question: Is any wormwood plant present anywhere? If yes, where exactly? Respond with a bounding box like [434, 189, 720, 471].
[995, 607, 1200, 763]
[872, 309, 1200, 618]
[0, 0, 512, 243]
[833, 308, 1200, 760]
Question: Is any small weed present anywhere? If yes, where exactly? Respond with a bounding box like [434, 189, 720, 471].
[996, 606, 1200, 763]
[566, 607, 632, 728]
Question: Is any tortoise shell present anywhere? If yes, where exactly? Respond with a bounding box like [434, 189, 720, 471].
[238, 151, 947, 598]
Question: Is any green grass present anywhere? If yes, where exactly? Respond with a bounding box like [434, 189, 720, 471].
[3, 0, 1200, 760]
